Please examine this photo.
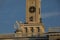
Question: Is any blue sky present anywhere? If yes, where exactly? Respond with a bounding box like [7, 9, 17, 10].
[0, 0, 60, 34]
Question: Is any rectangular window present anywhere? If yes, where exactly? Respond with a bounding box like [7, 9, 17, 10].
[37, 27, 40, 32]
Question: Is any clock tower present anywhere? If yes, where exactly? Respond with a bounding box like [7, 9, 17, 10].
[15, 0, 45, 37]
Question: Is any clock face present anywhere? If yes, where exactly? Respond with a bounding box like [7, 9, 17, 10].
[29, 6, 36, 13]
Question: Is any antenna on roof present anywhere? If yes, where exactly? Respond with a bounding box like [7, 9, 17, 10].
[14, 24, 17, 30]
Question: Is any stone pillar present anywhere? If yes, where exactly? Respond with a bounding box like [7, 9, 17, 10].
[33, 27, 38, 36]
[39, 26, 44, 35]
[27, 27, 32, 37]
[22, 27, 27, 37]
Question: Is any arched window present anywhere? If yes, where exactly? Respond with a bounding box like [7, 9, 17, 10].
[29, 16, 33, 21]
